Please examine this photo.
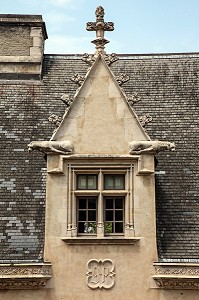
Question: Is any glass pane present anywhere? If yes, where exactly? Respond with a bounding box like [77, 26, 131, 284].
[79, 210, 86, 221]
[105, 176, 114, 189]
[78, 176, 87, 189]
[78, 222, 85, 233]
[79, 198, 87, 209]
[115, 210, 123, 221]
[87, 176, 97, 189]
[106, 210, 113, 221]
[105, 222, 113, 233]
[115, 176, 124, 189]
[115, 198, 123, 209]
[88, 198, 96, 209]
[105, 198, 113, 209]
[88, 210, 96, 221]
[115, 222, 123, 233]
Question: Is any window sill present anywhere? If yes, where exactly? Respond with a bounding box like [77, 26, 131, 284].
[61, 237, 141, 245]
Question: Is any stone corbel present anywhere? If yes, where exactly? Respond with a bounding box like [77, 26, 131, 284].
[0, 263, 51, 290]
[129, 140, 175, 155]
[153, 263, 199, 290]
[27, 140, 74, 155]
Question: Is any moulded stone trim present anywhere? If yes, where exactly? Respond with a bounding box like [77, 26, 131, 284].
[153, 263, 199, 289]
[0, 263, 52, 290]
[61, 237, 140, 245]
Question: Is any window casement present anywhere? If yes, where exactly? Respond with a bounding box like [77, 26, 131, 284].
[64, 160, 135, 240]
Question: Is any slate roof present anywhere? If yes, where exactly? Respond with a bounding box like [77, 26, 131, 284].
[0, 53, 199, 262]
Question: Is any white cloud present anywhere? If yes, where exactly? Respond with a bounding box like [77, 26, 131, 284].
[44, 35, 93, 54]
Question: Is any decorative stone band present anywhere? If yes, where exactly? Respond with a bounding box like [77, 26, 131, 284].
[0, 263, 51, 289]
[153, 263, 199, 290]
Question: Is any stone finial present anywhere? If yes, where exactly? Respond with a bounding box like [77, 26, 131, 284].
[86, 6, 114, 55]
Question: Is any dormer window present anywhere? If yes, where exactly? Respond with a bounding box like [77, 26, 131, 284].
[63, 159, 135, 239]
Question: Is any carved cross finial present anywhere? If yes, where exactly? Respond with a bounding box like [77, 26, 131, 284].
[86, 6, 114, 55]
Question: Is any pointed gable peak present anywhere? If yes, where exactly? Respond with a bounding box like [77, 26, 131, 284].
[51, 53, 150, 154]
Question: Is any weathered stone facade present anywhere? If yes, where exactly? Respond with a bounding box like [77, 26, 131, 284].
[0, 7, 199, 300]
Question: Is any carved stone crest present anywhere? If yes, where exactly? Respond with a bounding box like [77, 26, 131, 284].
[86, 259, 115, 289]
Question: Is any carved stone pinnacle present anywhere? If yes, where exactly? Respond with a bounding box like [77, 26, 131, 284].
[86, 6, 114, 55]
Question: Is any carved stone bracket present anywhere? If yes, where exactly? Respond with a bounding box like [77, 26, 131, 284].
[139, 114, 152, 127]
[70, 74, 85, 86]
[129, 140, 175, 155]
[127, 93, 141, 107]
[86, 259, 115, 289]
[116, 74, 130, 86]
[28, 140, 74, 155]
[153, 263, 199, 290]
[0, 263, 51, 289]
[48, 114, 62, 127]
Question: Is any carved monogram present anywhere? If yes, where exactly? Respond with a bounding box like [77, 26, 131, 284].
[86, 259, 115, 289]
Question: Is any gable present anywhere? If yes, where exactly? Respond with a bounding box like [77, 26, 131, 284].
[52, 55, 149, 154]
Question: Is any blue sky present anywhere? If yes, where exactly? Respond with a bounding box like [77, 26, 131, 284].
[1, 0, 199, 54]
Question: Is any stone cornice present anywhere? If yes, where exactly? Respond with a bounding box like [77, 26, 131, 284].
[0, 263, 51, 289]
[153, 263, 199, 289]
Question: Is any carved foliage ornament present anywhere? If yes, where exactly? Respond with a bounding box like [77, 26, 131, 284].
[139, 114, 152, 127]
[86, 259, 115, 289]
[155, 279, 199, 290]
[127, 93, 141, 107]
[71, 74, 85, 86]
[116, 74, 130, 86]
[48, 114, 62, 127]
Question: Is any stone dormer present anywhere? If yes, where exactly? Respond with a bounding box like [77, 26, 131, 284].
[0, 14, 47, 80]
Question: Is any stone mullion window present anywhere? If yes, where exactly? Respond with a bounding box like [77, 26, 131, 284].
[66, 161, 135, 238]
